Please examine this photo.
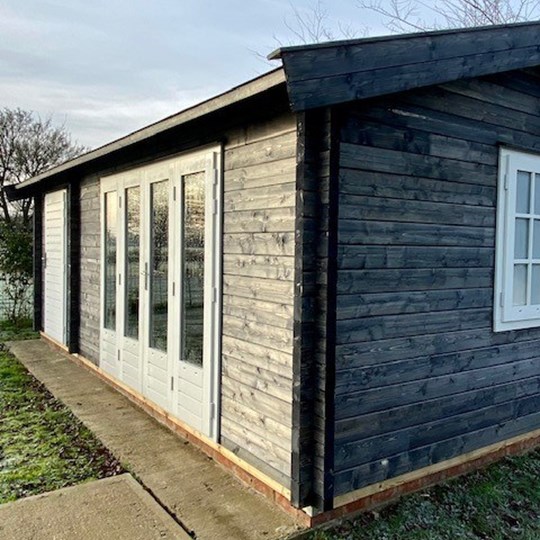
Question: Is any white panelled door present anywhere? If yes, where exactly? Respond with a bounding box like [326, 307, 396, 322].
[43, 190, 68, 345]
[100, 147, 222, 439]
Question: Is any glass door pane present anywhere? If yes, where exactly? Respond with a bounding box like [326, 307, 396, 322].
[125, 186, 140, 339]
[104, 191, 117, 330]
[149, 180, 169, 351]
[181, 171, 205, 366]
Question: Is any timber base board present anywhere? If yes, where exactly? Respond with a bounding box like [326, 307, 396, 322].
[308, 428, 540, 530]
[39, 335, 540, 531]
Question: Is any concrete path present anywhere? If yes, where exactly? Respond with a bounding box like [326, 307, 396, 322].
[0, 474, 188, 540]
[7, 340, 301, 540]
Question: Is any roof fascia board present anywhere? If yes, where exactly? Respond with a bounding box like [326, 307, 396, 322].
[271, 22, 540, 111]
[268, 20, 540, 59]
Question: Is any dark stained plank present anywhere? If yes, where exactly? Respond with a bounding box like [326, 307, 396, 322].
[339, 220, 494, 247]
[334, 410, 540, 495]
[336, 339, 540, 392]
[337, 245, 494, 271]
[335, 357, 540, 419]
[337, 287, 492, 320]
[278, 24, 540, 82]
[339, 196, 495, 227]
[339, 169, 496, 207]
[340, 143, 497, 186]
[336, 376, 540, 442]
[283, 43, 540, 110]
[335, 325, 540, 371]
[336, 308, 492, 344]
[335, 394, 540, 471]
[340, 117, 497, 166]
[337, 268, 493, 294]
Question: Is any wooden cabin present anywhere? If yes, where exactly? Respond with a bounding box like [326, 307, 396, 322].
[7, 21, 540, 526]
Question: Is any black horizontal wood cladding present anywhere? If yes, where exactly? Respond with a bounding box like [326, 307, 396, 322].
[343, 82, 540, 153]
[335, 409, 540, 494]
[280, 23, 540, 110]
[336, 376, 540, 444]
[337, 288, 493, 320]
[333, 68, 540, 498]
[339, 169, 496, 207]
[337, 245, 494, 271]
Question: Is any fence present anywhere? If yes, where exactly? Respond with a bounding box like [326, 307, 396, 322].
[0, 277, 33, 321]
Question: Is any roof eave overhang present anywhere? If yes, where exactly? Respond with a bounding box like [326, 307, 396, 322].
[9, 67, 286, 200]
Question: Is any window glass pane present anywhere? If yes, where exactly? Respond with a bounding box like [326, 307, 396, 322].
[516, 171, 531, 213]
[532, 265, 540, 305]
[150, 181, 169, 351]
[125, 187, 140, 339]
[182, 171, 205, 366]
[104, 191, 117, 330]
[534, 220, 540, 259]
[535, 174, 540, 215]
[514, 218, 529, 259]
[513, 264, 527, 306]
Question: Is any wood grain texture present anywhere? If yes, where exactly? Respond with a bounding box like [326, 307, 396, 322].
[333, 68, 540, 497]
[220, 112, 297, 487]
[78, 175, 101, 364]
[278, 23, 540, 110]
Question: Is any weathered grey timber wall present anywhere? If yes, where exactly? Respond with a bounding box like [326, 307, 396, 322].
[334, 68, 540, 497]
[79, 175, 101, 364]
[220, 112, 296, 486]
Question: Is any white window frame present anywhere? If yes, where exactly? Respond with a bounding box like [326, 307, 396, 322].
[494, 147, 540, 332]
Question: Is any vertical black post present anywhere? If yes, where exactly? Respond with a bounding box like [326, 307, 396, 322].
[33, 194, 43, 332]
[322, 108, 340, 512]
[68, 182, 81, 353]
[291, 108, 331, 510]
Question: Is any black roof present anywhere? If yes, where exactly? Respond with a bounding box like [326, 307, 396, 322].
[269, 20, 540, 110]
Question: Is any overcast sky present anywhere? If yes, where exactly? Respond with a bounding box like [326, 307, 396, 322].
[0, 1, 393, 149]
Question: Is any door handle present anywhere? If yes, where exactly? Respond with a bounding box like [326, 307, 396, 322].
[142, 262, 149, 290]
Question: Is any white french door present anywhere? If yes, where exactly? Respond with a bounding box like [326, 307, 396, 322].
[100, 147, 222, 439]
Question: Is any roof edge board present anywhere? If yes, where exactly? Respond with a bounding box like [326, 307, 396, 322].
[268, 20, 540, 59]
[14, 67, 286, 192]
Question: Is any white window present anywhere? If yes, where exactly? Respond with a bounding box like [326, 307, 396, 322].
[495, 148, 540, 331]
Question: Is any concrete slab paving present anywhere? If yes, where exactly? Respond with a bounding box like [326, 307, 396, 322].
[7, 340, 302, 540]
[0, 474, 188, 540]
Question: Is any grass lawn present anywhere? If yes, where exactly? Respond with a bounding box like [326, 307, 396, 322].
[0, 343, 122, 503]
[311, 449, 540, 540]
[0, 319, 39, 342]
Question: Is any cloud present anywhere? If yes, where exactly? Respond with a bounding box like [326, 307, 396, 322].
[0, 0, 392, 149]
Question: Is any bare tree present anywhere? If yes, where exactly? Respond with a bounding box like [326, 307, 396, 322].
[262, 0, 367, 55]
[0, 108, 84, 323]
[0, 108, 85, 228]
[357, 0, 540, 33]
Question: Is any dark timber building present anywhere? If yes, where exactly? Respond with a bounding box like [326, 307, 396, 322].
[7, 21, 540, 526]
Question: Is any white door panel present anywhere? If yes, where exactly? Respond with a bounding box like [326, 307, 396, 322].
[43, 190, 67, 345]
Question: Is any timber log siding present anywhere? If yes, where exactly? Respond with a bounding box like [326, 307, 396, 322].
[333, 68, 540, 497]
[220, 112, 296, 485]
[79, 174, 101, 364]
